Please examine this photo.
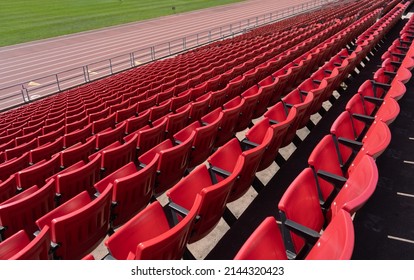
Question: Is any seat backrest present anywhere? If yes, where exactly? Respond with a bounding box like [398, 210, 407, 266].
[0, 175, 17, 204]
[0, 179, 56, 240]
[17, 155, 61, 191]
[305, 210, 354, 260]
[5, 138, 37, 161]
[278, 168, 325, 255]
[96, 155, 159, 227]
[215, 96, 245, 147]
[155, 131, 196, 194]
[38, 126, 65, 146]
[0, 152, 30, 183]
[51, 185, 113, 259]
[60, 136, 96, 169]
[136, 117, 167, 157]
[63, 123, 93, 149]
[167, 156, 243, 243]
[125, 110, 150, 134]
[101, 133, 137, 176]
[330, 155, 378, 219]
[95, 121, 126, 150]
[165, 104, 191, 140]
[187, 109, 222, 167]
[234, 217, 288, 260]
[133, 195, 202, 260]
[308, 134, 345, 201]
[0, 226, 51, 260]
[30, 136, 64, 164]
[92, 112, 116, 134]
[55, 154, 101, 203]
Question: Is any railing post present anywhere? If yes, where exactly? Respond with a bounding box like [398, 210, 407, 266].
[208, 31, 211, 42]
[130, 53, 135, 67]
[168, 42, 171, 55]
[109, 59, 113, 75]
[83, 66, 89, 83]
[150, 46, 155, 61]
[220, 27, 222, 38]
[56, 74, 61, 92]
[230, 23, 232, 33]
[183, 37, 186, 51]
[21, 85, 27, 103]
[197, 33, 199, 45]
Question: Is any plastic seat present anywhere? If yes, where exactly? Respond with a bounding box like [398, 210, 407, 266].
[59, 136, 95, 168]
[189, 94, 211, 122]
[128, 117, 167, 157]
[381, 58, 412, 84]
[125, 110, 150, 135]
[165, 105, 191, 140]
[95, 122, 126, 150]
[65, 115, 88, 134]
[0, 226, 51, 260]
[137, 95, 157, 114]
[63, 123, 93, 149]
[98, 133, 137, 177]
[167, 158, 243, 243]
[174, 109, 222, 168]
[94, 155, 158, 227]
[138, 131, 195, 194]
[88, 107, 110, 124]
[238, 86, 261, 131]
[16, 155, 61, 191]
[51, 154, 102, 204]
[246, 112, 294, 171]
[0, 152, 30, 182]
[30, 137, 64, 164]
[234, 217, 288, 260]
[149, 100, 171, 123]
[115, 104, 137, 124]
[5, 138, 37, 161]
[305, 209, 354, 260]
[329, 155, 378, 218]
[15, 127, 42, 146]
[278, 167, 329, 258]
[0, 176, 17, 204]
[208, 133, 272, 203]
[215, 97, 245, 147]
[105, 194, 202, 260]
[282, 89, 314, 131]
[35, 184, 113, 259]
[92, 113, 116, 134]
[0, 179, 56, 241]
[38, 126, 65, 146]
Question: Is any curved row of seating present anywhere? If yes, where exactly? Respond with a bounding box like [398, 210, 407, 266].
[0, 0, 403, 260]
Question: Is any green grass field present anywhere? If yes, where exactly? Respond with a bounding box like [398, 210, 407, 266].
[0, 0, 242, 47]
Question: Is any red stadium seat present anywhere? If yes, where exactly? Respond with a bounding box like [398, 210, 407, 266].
[234, 217, 288, 260]
[0, 226, 51, 260]
[30, 136, 64, 164]
[59, 136, 96, 169]
[51, 154, 101, 204]
[174, 108, 222, 168]
[167, 158, 243, 243]
[35, 184, 113, 259]
[0, 179, 56, 241]
[104, 194, 202, 260]
[94, 156, 158, 227]
[138, 130, 195, 194]
[305, 209, 354, 260]
[16, 155, 61, 191]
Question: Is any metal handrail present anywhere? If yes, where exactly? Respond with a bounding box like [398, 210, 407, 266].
[0, 0, 341, 112]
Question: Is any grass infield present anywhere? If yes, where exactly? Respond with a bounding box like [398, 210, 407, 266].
[0, 0, 242, 47]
